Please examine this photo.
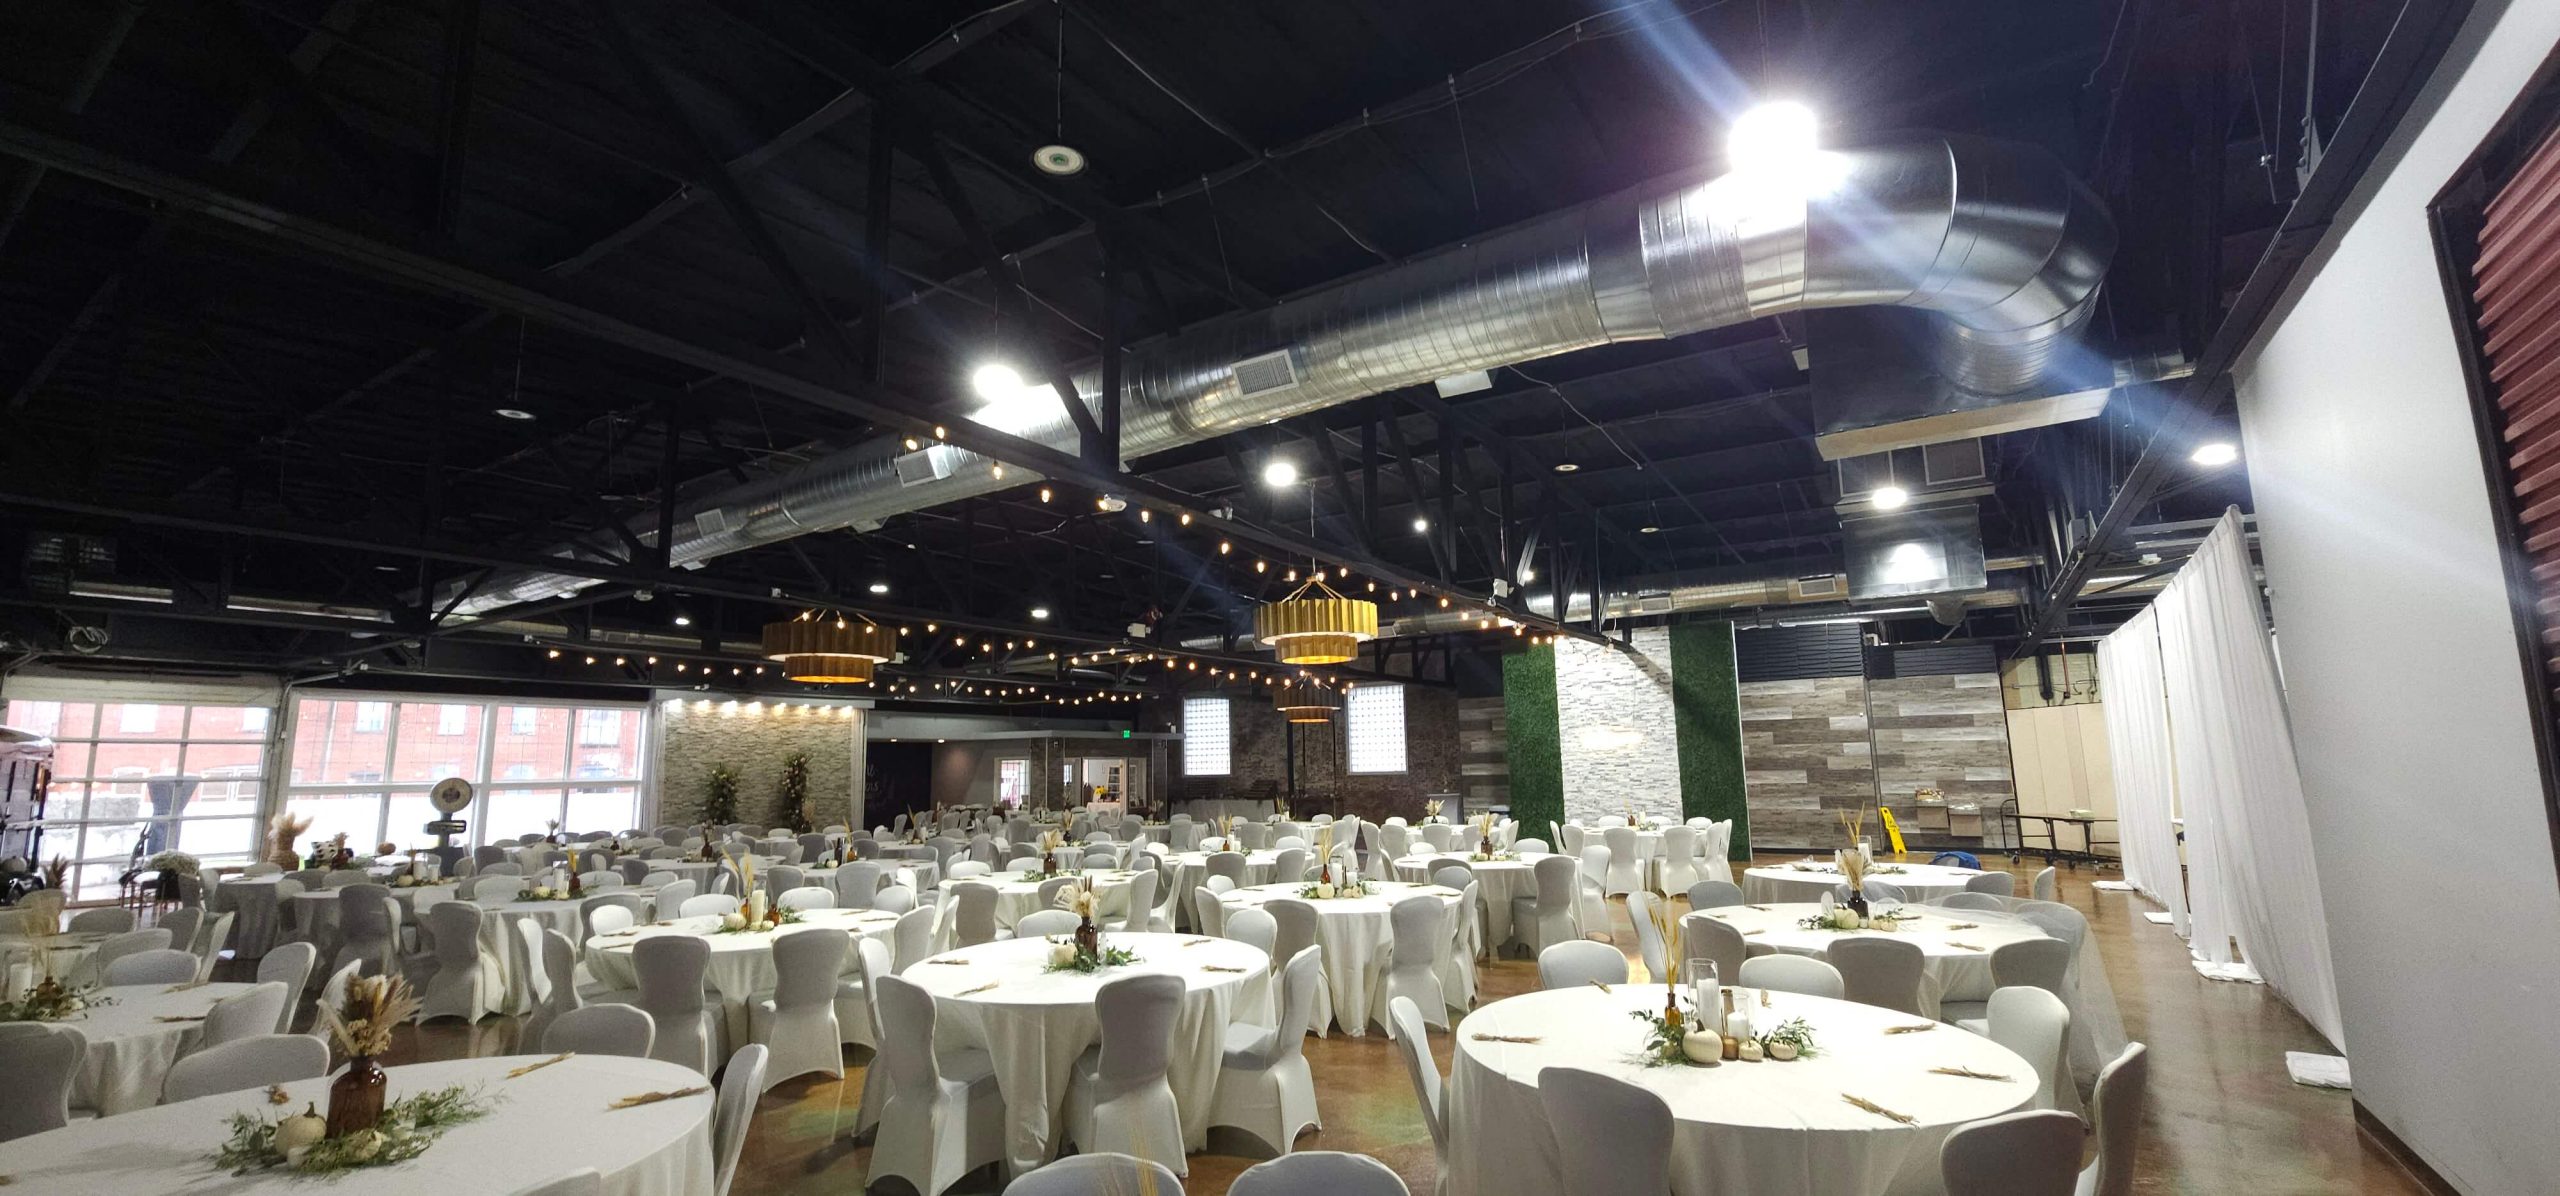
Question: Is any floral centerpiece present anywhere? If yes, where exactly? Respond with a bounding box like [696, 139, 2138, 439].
[713, 853, 798, 932]
[1299, 824, 1363, 898]
[316, 974, 421, 1138]
[215, 1083, 492, 1175]
[519, 883, 576, 902]
[1041, 879, 1131, 971]
[0, 917, 111, 1022]
[1421, 798, 1443, 822]
[147, 849, 201, 878]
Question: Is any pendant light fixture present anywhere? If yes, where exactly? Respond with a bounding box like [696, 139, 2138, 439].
[761, 610, 895, 683]
[1254, 577, 1378, 665]
[1271, 679, 1342, 724]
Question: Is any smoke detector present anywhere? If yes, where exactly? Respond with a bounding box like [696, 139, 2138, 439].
[1032, 144, 1086, 176]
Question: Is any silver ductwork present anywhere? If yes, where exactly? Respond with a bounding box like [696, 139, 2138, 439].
[450, 135, 2112, 617]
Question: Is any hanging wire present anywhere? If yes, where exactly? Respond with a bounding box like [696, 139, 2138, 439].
[1448, 76, 1482, 219]
[1201, 174, 1236, 297]
[1053, 0, 1067, 141]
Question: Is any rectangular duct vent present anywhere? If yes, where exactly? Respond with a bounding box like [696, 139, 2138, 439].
[1922, 439, 1987, 486]
[1230, 350, 1301, 397]
[1842, 503, 1988, 600]
[893, 446, 956, 487]
[1792, 574, 1846, 600]
[692, 509, 729, 536]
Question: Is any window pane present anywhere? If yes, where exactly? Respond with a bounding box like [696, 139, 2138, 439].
[1182, 698, 1230, 776]
[998, 760, 1029, 803]
[385, 792, 442, 851]
[566, 786, 637, 833]
[103, 702, 181, 738]
[353, 702, 387, 733]
[91, 740, 185, 785]
[394, 704, 481, 783]
[287, 793, 384, 854]
[491, 707, 570, 781]
[188, 706, 271, 740]
[180, 741, 265, 806]
[5, 700, 92, 739]
[483, 787, 563, 843]
[47, 740, 91, 782]
[290, 700, 390, 784]
[169, 816, 257, 861]
[569, 709, 642, 778]
[1346, 683, 1408, 774]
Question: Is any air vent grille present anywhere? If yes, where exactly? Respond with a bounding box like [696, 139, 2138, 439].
[1231, 350, 1300, 397]
[1922, 439, 1988, 485]
[1792, 574, 1846, 600]
[893, 446, 956, 487]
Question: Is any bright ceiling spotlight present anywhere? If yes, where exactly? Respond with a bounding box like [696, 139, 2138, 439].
[493, 408, 535, 421]
[2191, 442, 2240, 467]
[970, 362, 1025, 402]
[867, 582, 890, 595]
[1639, 525, 1661, 534]
[1728, 100, 1819, 175]
[1552, 462, 1579, 473]
[1412, 517, 1430, 533]
[672, 614, 692, 627]
[1870, 485, 1910, 511]
[1030, 607, 1050, 620]
[1262, 460, 1300, 488]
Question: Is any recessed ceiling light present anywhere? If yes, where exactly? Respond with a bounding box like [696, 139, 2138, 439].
[1552, 462, 1579, 473]
[1030, 607, 1050, 620]
[868, 582, 890, 595]
[1639, 525, 1661, 534]
[1262, 460, 1299, 487]
[672, 614, 691, 627]
[493, 408, 535, 421]
[1870, 486, 1910, 511]
[1412, 517, 1430, 533]
[2190, 442, 2240, 467]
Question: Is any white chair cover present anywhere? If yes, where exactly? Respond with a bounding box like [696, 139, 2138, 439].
[1978, 985, 2071, 1113]
[1826, 937, 1926, 1016]
[1680, 912, 1746, 988]
[0, 1022, 82, 1141]
[1657, 827, 1702, 896]
[1382, 896, 1450, 1035]
[868, 975, 1004, 1196]
[103, 948, 197, 985]
[408, 902, 502, 1023]
[1208, 944, 1323, 1155]
[1232, 1150, 1410, 1196]
[160, 1034, 328, 1103]
[1535, 941, 1626, 990]
[1685, 879, 1745, 910]
[1063, 973, 1188, 1176]
[1537, 1066, 1673, 1195]
[749, 927, 846, 1088]
[1737, 954, 1842, 999]
[630, 935, 719, 1074]
[519, 926, 582, 1049]
[2081, 1043, 2149, 1196]
[713, 1044, 769, 1196]
[1940, 1109, 2083, 1196]
[1387, 996, 1447, 1180]
[200, 981, 290, 1049]
[1625, 892, 1670, 983]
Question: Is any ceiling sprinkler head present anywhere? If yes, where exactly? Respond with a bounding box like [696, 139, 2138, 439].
[1032, 144, 1087, 176]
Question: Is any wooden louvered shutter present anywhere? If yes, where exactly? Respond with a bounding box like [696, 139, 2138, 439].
[2471, 123, 2560, 696]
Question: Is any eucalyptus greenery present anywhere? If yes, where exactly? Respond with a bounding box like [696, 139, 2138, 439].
[1758, 1016, 1820, 1058]
[1628, 1002, 1697, 1067]
[702, 764, 740, 825]
[1044, 944, 1140, 974]
[213, 1085, 494, 1175]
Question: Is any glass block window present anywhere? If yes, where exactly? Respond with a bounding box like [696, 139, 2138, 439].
[1181, 697, 1230, 776]
[1346, 683, 1407, 774]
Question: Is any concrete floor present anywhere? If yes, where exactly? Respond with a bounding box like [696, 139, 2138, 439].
[359, 856, 2433, 1194]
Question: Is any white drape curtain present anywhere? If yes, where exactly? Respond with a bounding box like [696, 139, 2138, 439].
[2151, 509, 2345, 1048]
[2095, 607, 2189, 937]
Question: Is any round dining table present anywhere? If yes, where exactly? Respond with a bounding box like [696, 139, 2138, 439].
[1391, 852, 1547, 948]
[1742, 861, 1988, 905]
[0, 1053, 714, 1195]
[586, 907, 899, 1042]
[0, 929, 112, 997]
[1218, 880, 1467, 1036]
[1167, 850, 1283, 920]
[1446, 985, 2036, 1196]
[46, 980, 261, 1114]
[903, 932, 1267, 1178]
[1693, 903, 2049, 1015]
[934, 867, 1141, 947]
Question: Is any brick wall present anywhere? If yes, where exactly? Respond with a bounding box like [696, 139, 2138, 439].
[1457, 695, 1507, 815]
[1163, 684, 1457, 823]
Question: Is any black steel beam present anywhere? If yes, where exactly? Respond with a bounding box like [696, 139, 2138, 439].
[426, 0, 479, 238]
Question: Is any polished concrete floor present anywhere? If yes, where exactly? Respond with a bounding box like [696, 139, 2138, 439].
[352, 856, 2432, 1194]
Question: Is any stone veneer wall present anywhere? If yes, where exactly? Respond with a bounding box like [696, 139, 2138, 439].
[653, 700, 865, 830]
[1737, 677, 1875, 848]
[1868, 673, 2014, 840]
[1554, 626, 1684, 825]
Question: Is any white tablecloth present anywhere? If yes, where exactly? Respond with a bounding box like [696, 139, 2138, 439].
[934, 868, 1139, 947]
[1, 931, 110, 997]
[586, 908, 897, 1041]
[1743, 862, 1987, 905]
[904, 932, 1264, 1177]
[47, 981, 259, 1114]
[1219, 882, 1464, 1036]
[1446, 986, 2034, 1196]
[211, 875, 287, 958]
[1694, 904, 2049, 1015]
[0, 1054, 713, 1195]
[1167, 851, 1282, 926]
[1391, 854, 1546, 947]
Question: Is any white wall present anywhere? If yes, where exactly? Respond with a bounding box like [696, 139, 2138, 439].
[1554, 626, 1683, 824]
[2233, 3, 2560, 1188]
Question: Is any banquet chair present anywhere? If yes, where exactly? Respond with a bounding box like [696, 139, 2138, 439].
[1739, 954, 1844, 999]
[874, 884, 919, 915]
[1940, 1109, 2085, 1196]
[775, 886, 836, 911]
[407, 902, 502, 1023]
[1016, 909, 1080, 939]
[652, 878, 699, 910]
[1537, 940, 1627, 990]
[160, 1034, 328, 1103]
[1263, 898, 1325, 1024]
[1210, 944, 1324, 1154]
[1657, 827, 1703, 896]
[628, 935, 719, 1074]
[833, 861, 885, 910]
[1279, 833, 1312, 853]
[1191, 887, 1229, 938]
[2081, 1043, 2150, 1196]
[1379, 823, 1412, 863]
[711, 1043, 771, 1196]
[1414, 824, 1455, 853]
[94, 928, 174, 975]
[1680, 912, 1748, 988]
[1383, 896, 1452, 1036]
[1703, 821, 1737, 885]
[322, 870, 369, 890]
[1063, 972, 1189, 1176]
[67, 907, 133, 934]
[472, 875, 528, 903]
[850, 937, 896, 1136]
[1224, 906, 1278, 955]
[1509, 854, 1581, 955]
[158, 907, 204, 959]
[763, 865, 809, 894]
[616, 858, 652, 885]
[586, 904, 636, 943]
[1001, 1152, 1187, 1195]
[1538, 1067, 1673, 1196]
[1948, 939, 2076, 1030]
[190, 910, 236, 980]
[1430, 863, 1474, 892]
[481, 863, 526, 877]
[200, 982, 290, 1049]
[1625, 891, 1672, 982]
[868, 975, 1004, 1196]
[1234, 824, 1267, 850]
[1600, 827, 1645, 897]
[679, 894, 744, 919]
[797, 833, 831, 863]
[1965, 871, 2019, 897]
[947, 861, 993, 883]
[331, 885, 399, 978]
[1975, 986, 2071, 1112]
[310, 961, 363, 1041]
[1146, 869, 1183, 933]
[1035, 875, 1080, 911]
[1574, 845, 1614, 934]
[255, 941, 318, 1026]
[104, 947, 198, 984]
[1383, 996, 1451, 1191]
[2031, 866, 2058, 903]
[510, 1169, 603, 1196]
[1104, 870, 1157, 933]
[1685, 880, 1746, 910]
[1206, 850, 1251, 889]
[576, 871, 624, 892]
[520, 926, 582, 1048]
[1826, 937, 1927, 1015]
[948, 883, 1001, 947]
[750, 926, 847, 1088]
[1271, 847, 1308, 884]
[1232, 1151, 1409, 1196]
[851, 838, 883, 860]
[1935, 892, 2012, 912]
[1558, 823, 1585, 856]
[580, 891, 648, 934]
[0, 1023, 82, 1141]
[241, 862, 285, 877]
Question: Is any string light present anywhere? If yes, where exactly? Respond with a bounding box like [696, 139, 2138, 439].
[1038, 487, 1052, 503]
[1178, 512, 1191, 526]
[1139, 509, 1151, 523]
[991, 463, 1005, 479]
[1255, 561, 1267, 573]
[546, 648, 561, 659]
[1218, 541, 1231, 555]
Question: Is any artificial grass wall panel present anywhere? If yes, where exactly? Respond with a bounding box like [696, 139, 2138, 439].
[1502, 646, 1564, 836]
[1671, 620, 1752, 859]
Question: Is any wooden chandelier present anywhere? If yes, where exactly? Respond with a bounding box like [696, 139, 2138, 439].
[1253, 579, 1378, 665]
[761, 611, 895, 683]
[1271, 680, 1342, 723]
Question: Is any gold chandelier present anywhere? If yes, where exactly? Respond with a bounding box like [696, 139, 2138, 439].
[1271, 680, 1342, 723]
[1254, 578, 1377, 665]
[761, 610, 895, 683]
